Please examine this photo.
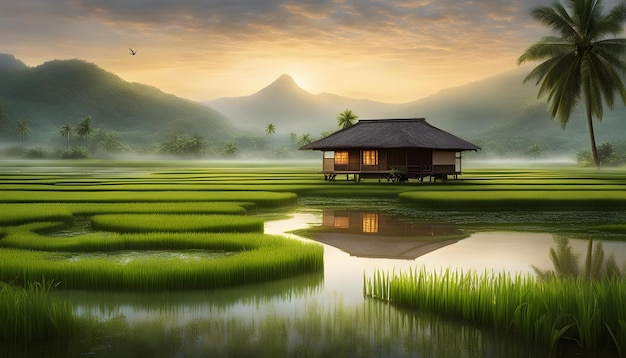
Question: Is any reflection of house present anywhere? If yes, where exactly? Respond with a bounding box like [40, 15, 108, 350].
[299, 118, 480, 181]
[313, 210, 467, 260]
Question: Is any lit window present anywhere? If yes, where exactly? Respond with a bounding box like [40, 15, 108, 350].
[334, 216, 349, 228]
[362, 150, 378, 165]
[362, 213, 379, 233]
[335, 151, 348, 165]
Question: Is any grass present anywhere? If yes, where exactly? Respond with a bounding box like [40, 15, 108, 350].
[398, 190, 626, 210]
[2, 160, 626, 352]
[365, 267, 626, 356]
[90, 214, 264, 233]
[0, 280, 76, 343]
[0, 202, 250, 225]
[0, 164, 324, 292]
[0, 190, 297, 207]
[0, 237, 323, 290]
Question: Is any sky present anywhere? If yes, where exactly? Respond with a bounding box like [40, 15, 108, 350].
[1, 0, 624, 104]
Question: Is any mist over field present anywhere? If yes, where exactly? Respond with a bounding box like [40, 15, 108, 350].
[0, 53, 624, 164]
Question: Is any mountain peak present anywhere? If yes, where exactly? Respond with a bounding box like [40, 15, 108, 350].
[256, 74, 310, 98]
[0, 53, 27, 72]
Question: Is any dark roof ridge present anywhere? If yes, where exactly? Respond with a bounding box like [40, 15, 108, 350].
[358, 118, 425, 122]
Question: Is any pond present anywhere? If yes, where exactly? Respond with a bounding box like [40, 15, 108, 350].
[8, 198, 626, 358]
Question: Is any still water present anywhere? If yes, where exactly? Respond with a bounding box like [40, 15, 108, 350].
[15, 199, 626, 357]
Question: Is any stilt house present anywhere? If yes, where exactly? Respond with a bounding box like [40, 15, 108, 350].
[299, 118, 480, 181]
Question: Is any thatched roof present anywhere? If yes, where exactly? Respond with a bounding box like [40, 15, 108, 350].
[300, 118, 481, 151]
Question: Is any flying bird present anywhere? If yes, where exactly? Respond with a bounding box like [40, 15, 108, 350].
[129, 48, 137, 55]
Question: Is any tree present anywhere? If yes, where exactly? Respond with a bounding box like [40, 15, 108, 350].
[527, 143, 544, 161]
[15, 119, 30, 143]
[265, 123, 276, 136]
[60, 123, 73, 151]
[533, 235, 625, 280]
[517, 0, 626, 168]
[159, 133, 206, 156]
[75, 116, 93, 150]
[337, 109, 358, 129]
[222, 142, 239, 156]
[296, 133, 312, 147]
[91, 128, 127, 154]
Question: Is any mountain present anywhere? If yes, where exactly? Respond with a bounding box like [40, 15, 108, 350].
[393, 68, 626, 155]
[206, 74, 397, 136]
[209, 70, 626, 157]
[0, 54, 235, 147]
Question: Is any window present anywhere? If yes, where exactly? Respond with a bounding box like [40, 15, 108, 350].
[334, 216, 349, 228]
[335, 151, 348, 165]
[362, 213, 379, 233]
[362, 150, 378, 166]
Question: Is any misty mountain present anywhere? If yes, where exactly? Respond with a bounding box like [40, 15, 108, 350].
[394, 68, 626, 155]
[210, 69, 626, 156]
[206, 74, 397, 136]
[0, 54, 235, 147]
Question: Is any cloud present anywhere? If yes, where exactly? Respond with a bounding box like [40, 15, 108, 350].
[3, 0, 622, 102]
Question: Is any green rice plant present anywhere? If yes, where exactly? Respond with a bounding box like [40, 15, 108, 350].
[0, 190, 297, 208]
[398, 190, 626, 210]
[0, 280, 76, 342]
[365, 268, 626, 356]
[0, 234, 324, 290]
[0, 203, 74, 225]
[1, 223, 261, 252]
[0, 202, 250, 227]
[90, 214, 264, 233]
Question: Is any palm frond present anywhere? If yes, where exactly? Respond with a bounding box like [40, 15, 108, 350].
[532, 3, 579, 40]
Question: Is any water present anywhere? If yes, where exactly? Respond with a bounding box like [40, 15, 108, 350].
[10, 199, 626, 357]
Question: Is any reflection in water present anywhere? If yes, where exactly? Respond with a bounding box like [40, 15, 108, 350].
[3, 299, 541, 358]
[7, 203, 626, 357]
[533, 235, 626, 280]
[307, 210, 468, 260]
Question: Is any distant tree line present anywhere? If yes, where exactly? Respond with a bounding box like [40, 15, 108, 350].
[577, 141, 626, 167]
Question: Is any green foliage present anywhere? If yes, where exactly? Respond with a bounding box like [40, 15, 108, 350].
[0, 58, 235, 146]
[0, 167, 321, 291]
[0, 232, 323, 290]
[518, 0, 626, 167]
[222, 142, 239, 156]
[337, 109, 358, 129]
[91, 128, 127, 154]
[90, 214, 264, 233]
[75, 115, 93, 149]
[577, 141, 626, 167]
[61, 147, 91, 159]
[15, 118, 30, 142]
[26, 147, 47, 158]
[0, 280, 76, 342]
[265, 123, 276, 136]
[159, 132, 206, 156]
[365, 267, 626, 355]
[527, 143, 543, 159]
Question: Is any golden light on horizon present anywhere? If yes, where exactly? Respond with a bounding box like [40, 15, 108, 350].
[0, 0, 561, 103]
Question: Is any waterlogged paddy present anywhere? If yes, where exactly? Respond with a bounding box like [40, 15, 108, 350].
[28, 198, 625, 358]
[63, 250, 234, 264]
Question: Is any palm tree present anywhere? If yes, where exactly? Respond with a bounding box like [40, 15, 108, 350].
[337, 109, 358, 129]
[15, 119, 30, 143]
[517, 0, 626, 168]
[296, 133, 312, 147]
[60, 123, 73, 151]
[265, 123, 276, 136]
[75, 116, 93, 150]
[527, 143, 544, 162]
[533, 235, 625, 280]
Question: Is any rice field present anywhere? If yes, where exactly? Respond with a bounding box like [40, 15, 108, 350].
[364, 268, 626, 356]
[2, 160, 626, 354]
[0, 162, 324, 295]
[0, 280, 75, 342]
